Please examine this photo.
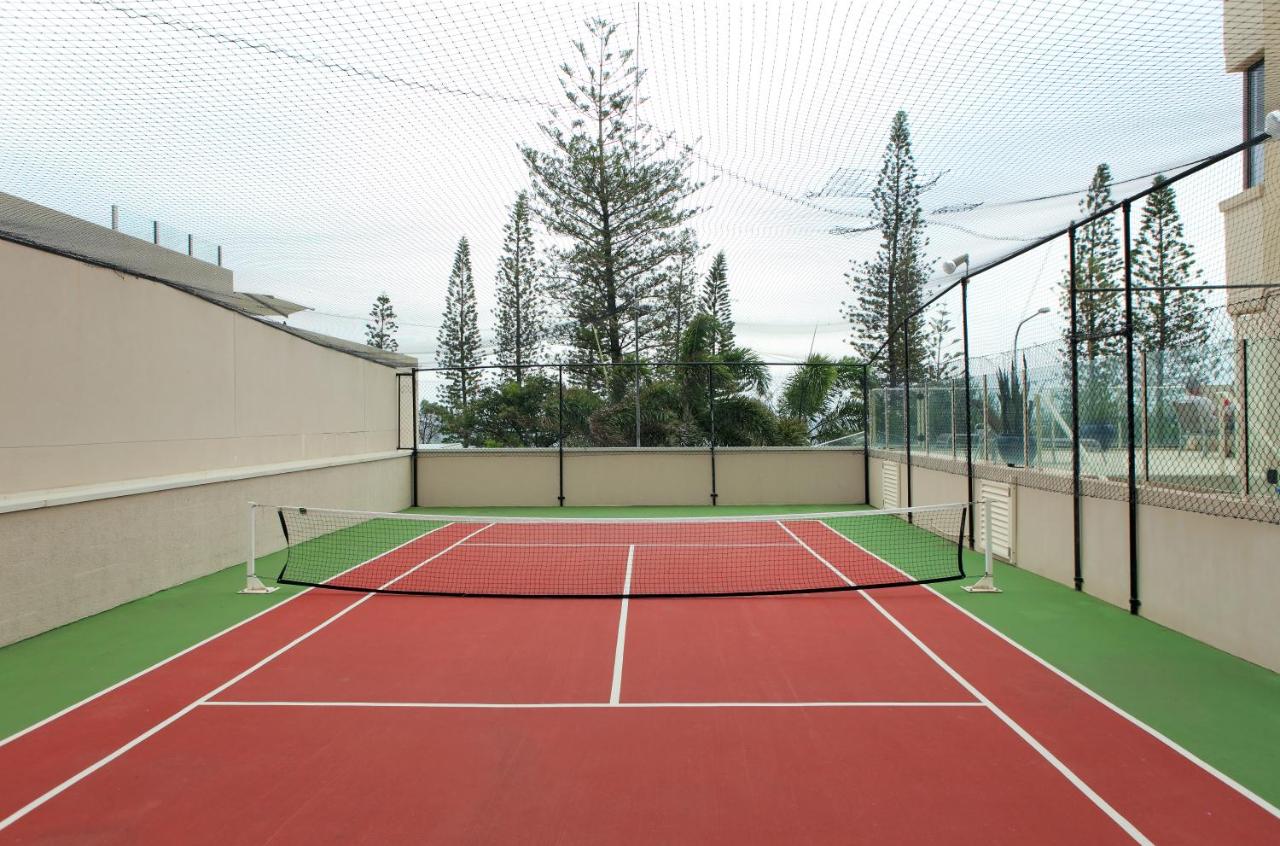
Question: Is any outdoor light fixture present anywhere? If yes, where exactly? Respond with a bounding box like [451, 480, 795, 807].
[941, 253, 970, 275]
[1012, 307, 1052, 367]
[1266, 110, 1280, 138]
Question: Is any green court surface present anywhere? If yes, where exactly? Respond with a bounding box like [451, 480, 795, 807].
[2, 504, 1277, 807]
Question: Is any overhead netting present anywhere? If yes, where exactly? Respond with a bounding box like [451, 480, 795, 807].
[0, 0, 1259, 363]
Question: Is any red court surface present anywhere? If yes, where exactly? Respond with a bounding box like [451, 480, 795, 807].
[1, 520, 1278, 844]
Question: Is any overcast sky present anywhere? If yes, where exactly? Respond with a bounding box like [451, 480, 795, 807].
[0, 0, 1251, 364]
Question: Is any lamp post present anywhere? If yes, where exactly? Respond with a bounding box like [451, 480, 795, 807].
[1012, 307, 1051, 467]
[1012, 307, 1051, 370]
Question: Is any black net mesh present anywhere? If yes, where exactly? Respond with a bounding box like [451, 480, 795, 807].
[273, 503, 967, 598]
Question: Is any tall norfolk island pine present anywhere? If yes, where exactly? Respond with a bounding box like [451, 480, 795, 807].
[701, 250, 735, 354]
[843, 110, 931, 386]
[493, 192, 547, 385]
[364, 292, 399, 352]
[1132, 175, 1209, 361]
[521, 18, 701, 386]
[654, 229, 702, 362]
[436, 237, 482, 410]
[1062, 164, 1125, 365]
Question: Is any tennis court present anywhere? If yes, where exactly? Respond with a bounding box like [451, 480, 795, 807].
[0, 505, 1276, 844]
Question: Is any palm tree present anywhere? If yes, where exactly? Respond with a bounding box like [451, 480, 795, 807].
[779, 355, 866, 444]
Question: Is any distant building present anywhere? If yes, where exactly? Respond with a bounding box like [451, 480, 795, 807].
[1221, 0, 1279, 492]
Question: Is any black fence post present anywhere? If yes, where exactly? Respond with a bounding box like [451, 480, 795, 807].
[902, 314, 914, 521]
[411, 370, 420, 508]
[1068, 223, 1083, 591]
[708, 363, 718, 506]
[1242, 338, 1251, 496]
[1122, 201, 1140, 615]
[861, 364, 870, 505]
[961, 278, 975, 549]
[557, 364, 565, 506]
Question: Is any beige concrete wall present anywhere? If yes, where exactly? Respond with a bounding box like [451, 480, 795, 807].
[1013, 486, 1075, 588]
[1139, 504, 1280, 671]
[418, 450, 560, 507]
[416, 448, 865, 508]
[904, 465, 968, 508]
[0, 238, 400, 495]
[1075, 497, 1131, 610]
[1223, 0, 1266, 73]
[713, 449, 864, 505]
[868, 456, 886, 508]
[564, 450, 711, 506]
[0, 455, 410, 647]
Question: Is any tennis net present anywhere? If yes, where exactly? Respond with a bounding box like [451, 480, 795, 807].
[264, 503, 969, 598]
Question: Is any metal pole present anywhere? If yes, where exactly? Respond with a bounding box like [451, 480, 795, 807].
[961, 278, 975, 549]
[902, 314, 914, 519]
[111, 204, 119, 230]
[152, 220, 160, 245]
[239, 502, 276, 594]
[1141, 350, 1150, 482]
[1022, 356, 1030, 467]
[634, 312, 641, 447]
[1123, 201, 1140, 615]
[708, 363, 718, 505]
[217, 245, 223, 266]
[982, 374, 990, 463]
[861, 365, 870, 504]
[1241, 338, 1250, 496]
[411, 371, 420, 508]
[187, 233, 195, 257]
[949, 382, 956, 460]
[557, 365, 565, 506]
[923, 386, 930, 455]
[1069, 224, 1083, 591]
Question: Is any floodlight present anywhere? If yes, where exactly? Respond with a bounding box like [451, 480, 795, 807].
[941, 253, 970, 275]
[1266, 110, 1280, 139]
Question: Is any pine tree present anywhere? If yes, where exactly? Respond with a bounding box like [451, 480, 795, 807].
[1132, 175, 1210, 439]
[1062, 164, 1124, 364]
[843, 110, 930, 387]
[436, 237, 483, 411]
[1132, 175, 1209, 356]
[701, 251, 735, 354]
[653, 229, 702, 362]
[521, 18, 702, 395]
[364, 292, 399, 351]
[493, 191, 546, 385]
[921, 304, 959, 382]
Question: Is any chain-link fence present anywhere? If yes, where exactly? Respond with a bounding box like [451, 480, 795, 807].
[863, 134, 1280, 615]
[414, 360, 868, 451]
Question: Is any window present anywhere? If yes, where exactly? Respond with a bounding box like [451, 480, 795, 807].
[1245, 60, 1265, 187]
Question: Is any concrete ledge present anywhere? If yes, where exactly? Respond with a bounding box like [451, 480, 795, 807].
[0, 450, 408, 514]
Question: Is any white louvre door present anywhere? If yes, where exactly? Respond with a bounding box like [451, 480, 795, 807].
[978, 481, 1013, 560]
[882, 461, 901, 510]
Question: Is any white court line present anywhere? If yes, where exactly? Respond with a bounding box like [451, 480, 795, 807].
[0, 519, 457, 751]
[464, 542, 796, 548]
[777, 520, 1152, 846]
[609, 545, 635, 705]
[201, 700, 986, 709]
[812, 519, 1280, 822]
[0, 522, 493, 833]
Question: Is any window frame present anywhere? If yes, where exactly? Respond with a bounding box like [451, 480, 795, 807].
[1244, 59, 1265, 188]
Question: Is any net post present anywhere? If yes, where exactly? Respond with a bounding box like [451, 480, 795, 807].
[240, 501, 277, 594]
[963, 501, 1001, 593]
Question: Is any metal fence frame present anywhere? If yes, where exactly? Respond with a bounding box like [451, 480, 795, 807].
[864, 132, 1278, 616]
